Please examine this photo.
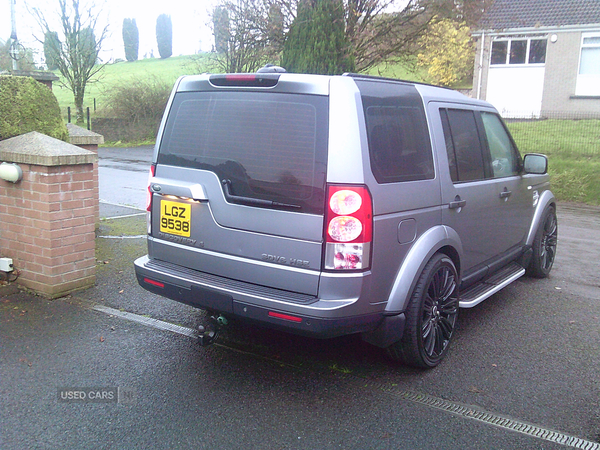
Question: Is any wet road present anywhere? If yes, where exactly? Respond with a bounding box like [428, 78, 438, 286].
[98, 146, 153, 214]
[1, 147, 599, 449]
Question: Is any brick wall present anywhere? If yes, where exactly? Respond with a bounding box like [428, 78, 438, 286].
[0, 132, 97, 298]
[67, 124, 104, 224]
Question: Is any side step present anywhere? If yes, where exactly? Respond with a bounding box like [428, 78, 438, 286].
[459, 262, 525, 308]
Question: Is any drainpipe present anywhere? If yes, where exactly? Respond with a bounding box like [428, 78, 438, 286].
[477, 31, 485, 100]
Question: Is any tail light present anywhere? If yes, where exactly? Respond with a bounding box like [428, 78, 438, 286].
[324, 185, 372, 270]
[146, 164, 156, 234]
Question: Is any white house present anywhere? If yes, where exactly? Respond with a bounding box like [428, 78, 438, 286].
[472, 0, 600, 118]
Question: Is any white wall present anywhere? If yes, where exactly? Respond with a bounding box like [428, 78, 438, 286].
[486, 66, 546, 117]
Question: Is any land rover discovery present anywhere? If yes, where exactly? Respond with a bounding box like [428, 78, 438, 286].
[134, 72, 557, 368]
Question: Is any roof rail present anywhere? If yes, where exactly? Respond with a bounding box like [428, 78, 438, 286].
[342, 72, 453, 91]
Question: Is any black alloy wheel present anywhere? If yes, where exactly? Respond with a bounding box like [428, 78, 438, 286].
[527, 205, 558, 278]
[387, 254, 459, 368]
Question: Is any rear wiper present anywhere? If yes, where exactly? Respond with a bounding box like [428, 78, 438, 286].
[221, 179, 301, 210]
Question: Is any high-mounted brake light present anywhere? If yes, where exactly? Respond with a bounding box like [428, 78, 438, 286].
[225, 74, 259, 82]
[209, 73, 280, 88]
[324, 185, 373, 270]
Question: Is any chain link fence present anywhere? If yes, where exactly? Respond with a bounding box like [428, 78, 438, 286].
[505, 111, 600, 157]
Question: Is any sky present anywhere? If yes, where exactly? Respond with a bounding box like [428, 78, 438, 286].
[1, 0, 217, 64]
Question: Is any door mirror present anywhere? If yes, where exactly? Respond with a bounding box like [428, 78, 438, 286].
[523, 153, 548, 174]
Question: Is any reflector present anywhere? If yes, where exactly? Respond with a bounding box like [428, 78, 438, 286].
[268, 311, 302, 323]
[144, 278, 164, 288]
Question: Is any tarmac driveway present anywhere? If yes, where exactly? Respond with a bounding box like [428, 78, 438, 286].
[0, 147, 599, 450]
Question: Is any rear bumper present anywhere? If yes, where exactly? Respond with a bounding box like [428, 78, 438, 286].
[134, 255, 385, 339]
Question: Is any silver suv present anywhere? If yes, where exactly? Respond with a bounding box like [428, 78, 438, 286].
[134, 72, 557, 368]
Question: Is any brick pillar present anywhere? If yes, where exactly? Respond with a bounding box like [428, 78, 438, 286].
[67, 124, 104, 225]
[0, 131, 97, 298]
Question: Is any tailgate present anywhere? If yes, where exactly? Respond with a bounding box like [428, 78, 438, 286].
[148, 81, 330, 296]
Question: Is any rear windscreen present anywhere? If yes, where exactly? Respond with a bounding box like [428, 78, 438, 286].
[158, 91, 329, 214]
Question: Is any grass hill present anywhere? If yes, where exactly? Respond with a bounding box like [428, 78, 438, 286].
[52, 55, 207, 115]
[52, 54, 427, 116]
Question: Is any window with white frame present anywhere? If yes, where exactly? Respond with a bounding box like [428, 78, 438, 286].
[490, 37, 547, 65]
[576, 33, 600, 96]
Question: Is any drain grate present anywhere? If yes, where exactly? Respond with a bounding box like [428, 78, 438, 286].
[92, 304, 197, 339]
[352, 377, 600, 450]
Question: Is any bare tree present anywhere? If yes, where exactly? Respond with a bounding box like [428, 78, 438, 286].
[267, 0, 456, 72]
[343, 0, 457, 72]
[212, 0, 271, 73]
[30, 0, 108, 123]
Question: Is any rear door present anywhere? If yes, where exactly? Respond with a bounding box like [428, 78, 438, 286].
[148, 75, 330, 296]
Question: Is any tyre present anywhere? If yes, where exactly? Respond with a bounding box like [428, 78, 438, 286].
[386, 253, 459, 369]
[526, 205, 558, 278]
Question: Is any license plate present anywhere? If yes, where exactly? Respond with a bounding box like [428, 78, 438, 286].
[160, 200, 191, 237]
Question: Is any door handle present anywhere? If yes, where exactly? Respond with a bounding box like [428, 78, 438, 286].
[499, 189, 512, 199]
[449, 196, 466, 209]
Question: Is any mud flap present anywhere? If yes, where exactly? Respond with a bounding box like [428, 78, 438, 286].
[361, 313, 406, 348]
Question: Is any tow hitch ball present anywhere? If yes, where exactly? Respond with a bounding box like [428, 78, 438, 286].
[198, 315, 228, 347]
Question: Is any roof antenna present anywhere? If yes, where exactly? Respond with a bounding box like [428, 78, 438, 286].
[257, 64, 286, 73]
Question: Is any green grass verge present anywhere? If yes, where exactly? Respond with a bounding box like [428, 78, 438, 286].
[366, 59, 427, 81]
[97, 216, 147, 238]
[507, 119, 600, 205]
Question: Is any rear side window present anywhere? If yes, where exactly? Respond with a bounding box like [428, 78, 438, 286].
[157, 91, 329, 214]
[440, 109, 485, 182]
[356, 80, 434, 183]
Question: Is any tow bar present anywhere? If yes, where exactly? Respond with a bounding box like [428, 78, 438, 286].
[197, 314, 228, 346]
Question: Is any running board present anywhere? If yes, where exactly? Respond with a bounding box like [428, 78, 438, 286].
[459, 262, 526, 308]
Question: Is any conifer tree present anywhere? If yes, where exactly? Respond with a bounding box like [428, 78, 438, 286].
[213, 6, 230, 54]
[281, 0, 354, 75]
[156, 14, 173, 59]
[43, 31, 60, 70]
[122, 18, 139, 62]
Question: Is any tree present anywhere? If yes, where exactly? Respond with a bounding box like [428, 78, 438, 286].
[30, 0, 108, 124]
[122, 18, 139, 62]
[263, 0, 462, 72]
[453, 0, 494, 28]
[208, 0, 473, 75]
[417, 18, 474, 86]
[342, 0, 455, 72]
[211, 0, 269, 73]
[213, 6, 230, 54]
[156, 14, 173, 59]
[43, 31, 60, 70]
[282, 0, 354, 74]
